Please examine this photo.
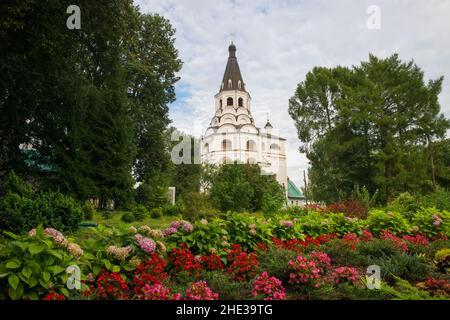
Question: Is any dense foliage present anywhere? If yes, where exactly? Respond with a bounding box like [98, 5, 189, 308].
[0, 1, 182, 207]
[289, 55, 450, 204]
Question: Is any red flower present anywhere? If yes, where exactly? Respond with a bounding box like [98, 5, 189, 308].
[43, 292, 66, 300]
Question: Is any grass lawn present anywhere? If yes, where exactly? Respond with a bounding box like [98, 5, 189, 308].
[72, 211, 179, 241]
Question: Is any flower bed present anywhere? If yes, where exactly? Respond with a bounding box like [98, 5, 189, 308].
[0, 209, 449, 300]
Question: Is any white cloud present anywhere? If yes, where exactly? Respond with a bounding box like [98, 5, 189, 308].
[135, 0, 450, 189]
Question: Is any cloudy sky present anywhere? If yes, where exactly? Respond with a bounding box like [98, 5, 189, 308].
[135, 0, 450, 188]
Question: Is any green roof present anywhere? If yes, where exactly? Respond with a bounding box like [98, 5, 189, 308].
[287, 178, 304, 199]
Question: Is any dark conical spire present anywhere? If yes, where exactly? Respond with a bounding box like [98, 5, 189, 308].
[220, 42, 246, 92]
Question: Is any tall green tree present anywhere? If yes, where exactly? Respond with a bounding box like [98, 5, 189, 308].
[289, 54, 449, 204]
[0, 1, 182, 207]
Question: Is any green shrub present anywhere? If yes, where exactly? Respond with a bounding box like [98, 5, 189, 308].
[165, 218, 229, 256]
[377, 253, 431, 283]
[327, 213, 367, 236]
[366, 209, 411, 235]
[418, 188, 450, 212]
[380, 276, 447, 300]
[181, 192, 215, 220]
[356, 239, 403, 260]
[121, 212, 135, 223]
[321, 239, 364, 266]
[310, 283, 389, 300]
[410, 208, 450, 238]
[82, 201, 96, 220]
[0, 193, 36, 233]
[256, 245, 298, 282]
[297, 212, 333, 237]
[2, 171, 33, 198]
[202, 271, 252, 300]
[387, 192, 421, 217]
[434, 248, 450, 273]
[132, 205, 148, 221]
[150, 208, 163, 219]
[163, 204, 181, 216]
[225, 212, 273, 251]
[0, 226, 82, 299]
[0, 191, 82, 234]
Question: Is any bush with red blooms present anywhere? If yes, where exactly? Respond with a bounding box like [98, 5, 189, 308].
[87, 271, 129, 299]
[252, 272, 286, 300]
[380, 229, 408, 252]
[168, 244, 202, 277]
[201, 253, 224, 271]
[417, 277, 450, 297]
[133, 253, 167, 287]
[227, 244, 258, 281]
[272, 234, 335, 253]
[402, 234, 429, 246]
[342, 233, 360, 250]
[360, 230, 374, 242]
[325, 200, 367, 218]
[288, 256, 322, 288]
[185, 281, 219, 300]
[332, 266, 360, 285]
[43, 292, 66, 300]
[309, 251, 331, 274]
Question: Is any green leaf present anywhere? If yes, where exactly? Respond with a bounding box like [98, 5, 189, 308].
[0, 273, 10, 278]
[6, 260, 21, 269]
[21, 266, 32, 279]
[60, 287, 70, 298]
[8, 274, 19, 290]
[83, 252, 95, 260]
[102, 259, 111, 270]
[3, 231, 18, 239]
[112, 265, 120, 272]
[8, 286, 23, 300]
[46, 249, 62, 260]
[47, 265, 65, 275]
[42, 271, 51, 282]
[28, 244, 44, 256]
[93, 265, 101, 275]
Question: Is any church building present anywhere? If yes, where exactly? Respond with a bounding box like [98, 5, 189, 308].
[201, 42, 288, 191]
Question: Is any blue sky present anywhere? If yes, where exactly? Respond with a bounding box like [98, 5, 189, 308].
[135, 0, 450, 188]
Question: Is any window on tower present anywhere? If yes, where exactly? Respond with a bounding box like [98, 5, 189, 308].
[238, 97, 243, 107]
[246, 140, 256, 151]
[227, 97, 233, 106]
[238, 80, 242, 89]
[228, 79, 232, 88]
[222, 139, 232, 151]
[220, 99, 222, 108]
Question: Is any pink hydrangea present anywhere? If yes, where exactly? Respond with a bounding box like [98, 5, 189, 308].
[332, 266, 360, 285]
[279, 220, 294, 228]
[288, 256, 322, 287]
[309, 251, 331, 273]
[143, 283, 172, 300]
[252, 272, 286, 300]
[185, 281, 219, 300]
[136, 235, 156, 254]
[181, 221, 194, 233]
[163, 227, 178, 237]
